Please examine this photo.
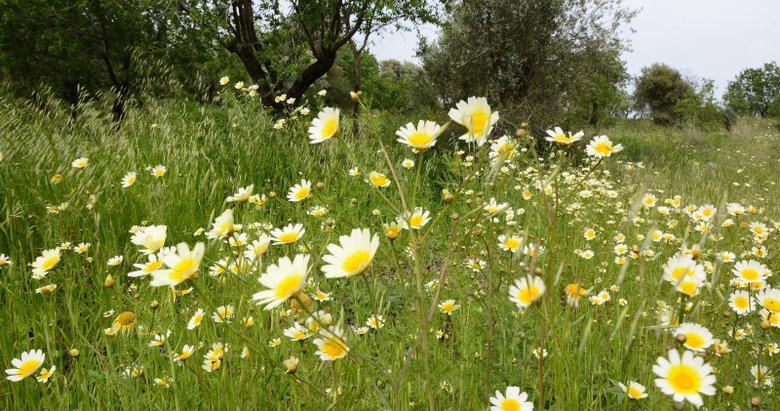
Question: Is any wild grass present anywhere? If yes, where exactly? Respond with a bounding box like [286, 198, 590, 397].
[0, 89, 778, 410]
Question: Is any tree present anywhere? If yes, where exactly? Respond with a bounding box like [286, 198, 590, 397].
[724, 62, 780, 118]
[218, 0, 438, 108]
[0, 0, 233, 120]
[633, 64, 695, 125]
[418, 0, 635, 125]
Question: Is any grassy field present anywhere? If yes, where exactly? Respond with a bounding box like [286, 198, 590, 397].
[1, 88, 779, 410]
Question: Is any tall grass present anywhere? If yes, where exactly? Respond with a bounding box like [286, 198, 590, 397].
[0, 89, 778, 410]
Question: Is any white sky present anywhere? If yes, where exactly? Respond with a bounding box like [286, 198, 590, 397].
[371, 0, 780, 97]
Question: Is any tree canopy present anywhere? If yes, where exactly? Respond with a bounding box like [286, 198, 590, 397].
[418, 0, 635, 126]
[724, 62, 780, 118]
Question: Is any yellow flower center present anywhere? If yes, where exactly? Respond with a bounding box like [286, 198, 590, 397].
[679, 280, 698, 297]
[170, 257, 197, 283]
[277, 231, 299, 244]
[667, 364, 701, 394]
[321, 338, 347, 359]
[504, 238, 522, 250]
[18, 359, 42, 377]
[274, 274, 302, 300]
[685, 333, 705, 350]
[764, 297, 780, 313]
[518, 285, 541, 306]
[740, 268, 761, 281]
[671, 266, 693, 281]
[370, 174, 389, 187]
[144, 260, 164, 273]
[627, 385, 643, 399]
[342, 250, 371, 275]
[554, 134, 573, 144]
[500, 398, 520, 411]
[294, 187, 310, 201]
[734, 295, 749, 310]
[291, 330, 306, 340]
[407, 131, 433, 148]
[321, 118, 338, 139]
[594, 142, 613, 156]
[409, 214, 424, 229]
[467, 110, 489, 136]
[41, 256, 59, 271]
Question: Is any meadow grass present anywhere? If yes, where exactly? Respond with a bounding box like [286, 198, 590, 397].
[0, 89, 779, 410]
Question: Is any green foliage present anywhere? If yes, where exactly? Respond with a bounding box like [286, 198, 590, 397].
[724, 61, 780, 118]
[0, 0, 238, 112]
[633, 64, 697, 126]
[322, 49, 439, 112]
[418, 0, 635, 126]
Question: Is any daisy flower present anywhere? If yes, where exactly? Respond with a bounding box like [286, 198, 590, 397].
[313, 327, 349, 361]
[36, 366, 56, 383]
[483, 197, 508, 213]
[149, 242, 205, 287]
[174, 345, 195, 365]
[438, 299, 460, 315]
[401, 159, 415, 169]
[674, 323, 714, 352]
[244, 235, 270, 260]
[497, 234, 523, 253]
[489, 135, 516, 163]
[252, 254, 310, 309]
[653, 349, 716, 408]
[585, 135, 622, 158]
[321, 228, 379, 278]
[128, 254, 165, 278]
[509, 275, 545, 309]
[448, 97, 499, 146]
[31, 247, 61, 279]
[0, 253, 11, 267]
[728, 290, 754, 315]
[756, 288, 780, 313]
[121, 171, 137, 188]
[107, 255, 124, 266]
[150, 165, 167, 177]
[400, 207, 430, 230]
[732, 260, 770, 282]
[270, 223, 305, 245]
[71, 157, 88, 169]
[5, 349, 45, 382]
[618, 381, 647, 400]
[488, 386, 533, 411]
[368, 172, 391, 188]
[112, 311, 137, 333]
[366, 314, 385, 329]
[395, 120, 442, 152]
[308, 107, 340, 143]
[284, 324, 310, 341]
[564, 283, 589, 307]
[662, 255, 704, 284]
[227, 185, 254, 203]
[287, 179, 312, 202]
[187, 308, 205, 329]
[130, 225, 167, 254]
[207, 209, 235, 240]
[545, 127, 583, 145]
[212, 305, 234, 323]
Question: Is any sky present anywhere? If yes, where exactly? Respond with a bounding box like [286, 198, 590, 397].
[371, 0, 780, 97]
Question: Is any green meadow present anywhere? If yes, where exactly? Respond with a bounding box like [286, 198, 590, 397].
[1, 90, 779, 410]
